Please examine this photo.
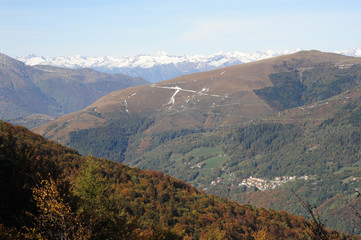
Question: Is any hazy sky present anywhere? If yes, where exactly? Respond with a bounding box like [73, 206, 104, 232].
[1, 0, 360, 58]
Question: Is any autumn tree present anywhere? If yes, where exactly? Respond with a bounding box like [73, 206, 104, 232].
[24, 178, 91, 240]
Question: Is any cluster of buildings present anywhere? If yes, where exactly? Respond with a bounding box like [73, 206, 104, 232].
[210, 177, 223, 185]
[239, 175, 308, 191]
[208, 174, 309, 191]
[190, 162, 206, 169]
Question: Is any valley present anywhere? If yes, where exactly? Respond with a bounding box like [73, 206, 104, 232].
[3, 1, 361, 238]
[29, 50, 361, 234]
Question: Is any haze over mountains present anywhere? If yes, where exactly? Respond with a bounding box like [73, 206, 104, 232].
[0, 53, 148, 127]
[17, 47, 361, 83]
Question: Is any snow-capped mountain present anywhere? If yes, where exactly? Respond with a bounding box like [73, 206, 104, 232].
[17, 48, 360, 83]
[335, 46, 361, 57]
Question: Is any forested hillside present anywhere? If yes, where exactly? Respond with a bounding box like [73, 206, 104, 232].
[0, 121, 357, 239]
[119, 101, 361, 234]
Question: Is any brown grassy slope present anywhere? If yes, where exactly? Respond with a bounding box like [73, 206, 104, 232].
[34, 50, 361, 144]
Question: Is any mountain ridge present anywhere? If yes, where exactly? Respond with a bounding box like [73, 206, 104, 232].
[0, 53, 149, 127]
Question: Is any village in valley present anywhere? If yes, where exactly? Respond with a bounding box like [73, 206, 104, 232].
[207, 174, 310, 191]
[189, 160, 310, 191]
[237, 175, 309, 191]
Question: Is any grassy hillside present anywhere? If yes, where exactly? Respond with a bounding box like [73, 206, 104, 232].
[254, 64, 361, 110]
[35, 51, 361, 145]
[1, 121, 357, 239]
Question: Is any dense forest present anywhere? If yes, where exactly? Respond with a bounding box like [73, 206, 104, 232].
[1, 121, 358, 239]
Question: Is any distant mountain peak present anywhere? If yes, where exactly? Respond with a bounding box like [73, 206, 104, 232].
[335, 46, 361, 57]
[0, 52, 27, 71]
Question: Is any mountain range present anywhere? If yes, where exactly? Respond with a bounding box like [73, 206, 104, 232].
[34, 50, 361, 143]
[0, 53, 148, 127]
[33, 50, 361, 234]
[17, 47, 361, 83]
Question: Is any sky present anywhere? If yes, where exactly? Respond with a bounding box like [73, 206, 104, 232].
[1, 0, 361, 58]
